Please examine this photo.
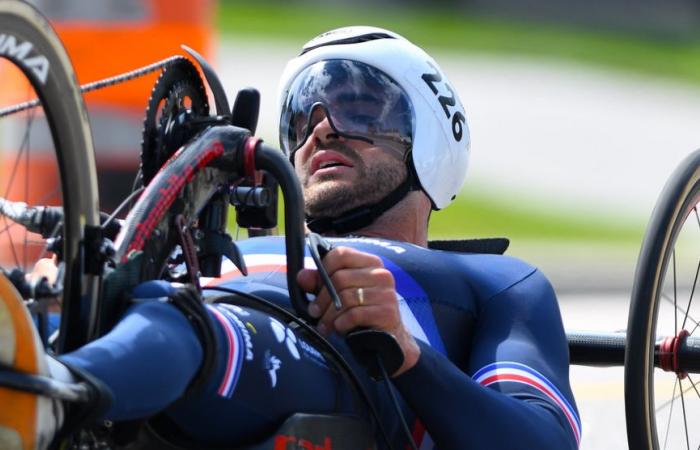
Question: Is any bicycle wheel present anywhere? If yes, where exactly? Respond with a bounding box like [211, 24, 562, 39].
[626, 148, 700, 449]
[0, 1, 100, 352]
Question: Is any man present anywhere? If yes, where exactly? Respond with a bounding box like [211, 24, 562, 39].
[0, 27, 579, 450]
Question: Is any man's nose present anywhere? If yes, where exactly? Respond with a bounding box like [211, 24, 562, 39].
[309, 116, 338, 145]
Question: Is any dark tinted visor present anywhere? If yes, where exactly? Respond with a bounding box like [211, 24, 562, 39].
[279, 59, 414, 161]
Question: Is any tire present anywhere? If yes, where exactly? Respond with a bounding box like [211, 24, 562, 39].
[625, 148, 700, 449]
[0, 0, 100, 352]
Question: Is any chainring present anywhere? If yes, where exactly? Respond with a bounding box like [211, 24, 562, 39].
[140, 58, 210, 186]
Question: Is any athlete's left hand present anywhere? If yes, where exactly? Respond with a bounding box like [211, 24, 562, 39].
[296, 246, 420, 376]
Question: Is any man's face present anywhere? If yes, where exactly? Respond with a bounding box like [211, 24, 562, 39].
[294, 114, 407, 219]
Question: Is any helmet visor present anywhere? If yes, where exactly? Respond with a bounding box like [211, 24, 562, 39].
[279, 59, 414, 162]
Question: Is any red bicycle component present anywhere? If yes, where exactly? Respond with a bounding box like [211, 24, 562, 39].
[243, 136, 262, 183]
[658, 329, 691, 378]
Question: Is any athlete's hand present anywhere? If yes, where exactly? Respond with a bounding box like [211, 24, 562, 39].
[296, 246, 419, 376]
[28, 256, 58, 284]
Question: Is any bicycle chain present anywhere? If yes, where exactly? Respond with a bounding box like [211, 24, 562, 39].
[0, 55, 188, 118]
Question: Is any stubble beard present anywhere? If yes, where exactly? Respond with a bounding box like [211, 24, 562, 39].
[301, 144, 407, 219]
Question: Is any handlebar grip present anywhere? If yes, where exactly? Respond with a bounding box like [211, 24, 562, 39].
[346, 329, 405, 380]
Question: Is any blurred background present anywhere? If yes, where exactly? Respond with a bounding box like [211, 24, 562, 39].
[17, 1, 700, 447]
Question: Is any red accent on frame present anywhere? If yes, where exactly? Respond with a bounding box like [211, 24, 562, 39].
[122, 141, 224, 261]
[243, 136, 261, 182]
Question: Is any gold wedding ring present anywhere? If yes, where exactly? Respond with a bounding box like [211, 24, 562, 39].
[357, 287, 365, 306]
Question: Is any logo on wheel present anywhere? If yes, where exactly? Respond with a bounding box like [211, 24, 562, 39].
[0, 34, 50, 84]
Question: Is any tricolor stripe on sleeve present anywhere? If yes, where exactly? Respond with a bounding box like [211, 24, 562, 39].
[473, 362, 581, 446]
[208, 305, 245, 398]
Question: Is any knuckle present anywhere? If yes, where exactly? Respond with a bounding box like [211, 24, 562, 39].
[333, 246, 354, 259]
[366, 254, 384, 267]
[371, 268, 395, 286]
[331, 270, 350, 288]
[339, 287, 356, 305]
[340, 306, 363, 327]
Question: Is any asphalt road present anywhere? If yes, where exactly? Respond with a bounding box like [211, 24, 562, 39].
[561, 293, 629, 450]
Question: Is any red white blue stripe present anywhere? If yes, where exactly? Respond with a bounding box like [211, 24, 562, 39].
[208, 305, 244, 399]
[473, 362, 581, 446]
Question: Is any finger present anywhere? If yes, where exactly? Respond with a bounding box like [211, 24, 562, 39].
[28, 258, 58, 284]
[313, 267, 379, 316]
[333, 301, 399, 335]
[330, 266, 394, 294]
[322, 247, 384, 277]
[296, 268, 326, 319]
[296, 268, 320, 294]
[318, 285, 385, 334]
[337, 284, 369, 309]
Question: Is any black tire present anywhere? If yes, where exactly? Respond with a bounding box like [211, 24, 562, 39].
[625, 148, 700, 449]
[0, 1, 100, 352]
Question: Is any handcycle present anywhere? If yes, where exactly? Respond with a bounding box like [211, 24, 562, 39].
[1, 1, 700, 448]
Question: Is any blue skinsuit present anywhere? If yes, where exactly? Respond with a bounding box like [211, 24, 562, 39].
[60, 236, 580, 449]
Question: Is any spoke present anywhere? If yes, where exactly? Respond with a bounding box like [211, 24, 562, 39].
[1, 215, 20, 267]
[656, 377, 697, 413]
[691, 321, 700, 338]
[679, 379, 691, 450]
[2, 109, 36, 199]
[0, 219, 19, 236]
[662, 378, 679, 450]
[1, 132, 26, 199]
[682, 258, 700, 331]
[1, 145, 27, 268]
[663, 294, 700, 333]
[687, 375, 700, 401]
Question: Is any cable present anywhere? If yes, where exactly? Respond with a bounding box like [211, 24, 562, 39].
[101, 186, 144, 231]
[377, 354, 419, 450]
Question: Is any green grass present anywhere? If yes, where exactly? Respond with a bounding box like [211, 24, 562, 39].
[217, 1, 700, 85]
[229, 188, 646, 246]
[429, 191, 645, 244]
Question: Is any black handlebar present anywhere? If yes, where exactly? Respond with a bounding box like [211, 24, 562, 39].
[251, 141, 313, 322]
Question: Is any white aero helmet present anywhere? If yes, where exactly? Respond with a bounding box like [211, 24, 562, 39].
[278, 26, 470, 229]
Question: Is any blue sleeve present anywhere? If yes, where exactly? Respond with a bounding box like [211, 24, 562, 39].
[393, 270, 580, 450]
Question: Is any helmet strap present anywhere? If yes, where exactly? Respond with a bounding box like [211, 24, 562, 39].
[306, 172, 417, 235]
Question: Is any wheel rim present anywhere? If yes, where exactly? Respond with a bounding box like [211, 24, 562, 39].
[0, 0, 100, 352]
[651, 198, 700, 449]
[626, 149, 700, 450]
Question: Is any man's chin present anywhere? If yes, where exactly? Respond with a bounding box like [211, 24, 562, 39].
[305, 177, 350, 194]
[304, 182, 363, 218]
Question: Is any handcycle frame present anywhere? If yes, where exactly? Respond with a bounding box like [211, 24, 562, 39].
[2, 1, 700, 448]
